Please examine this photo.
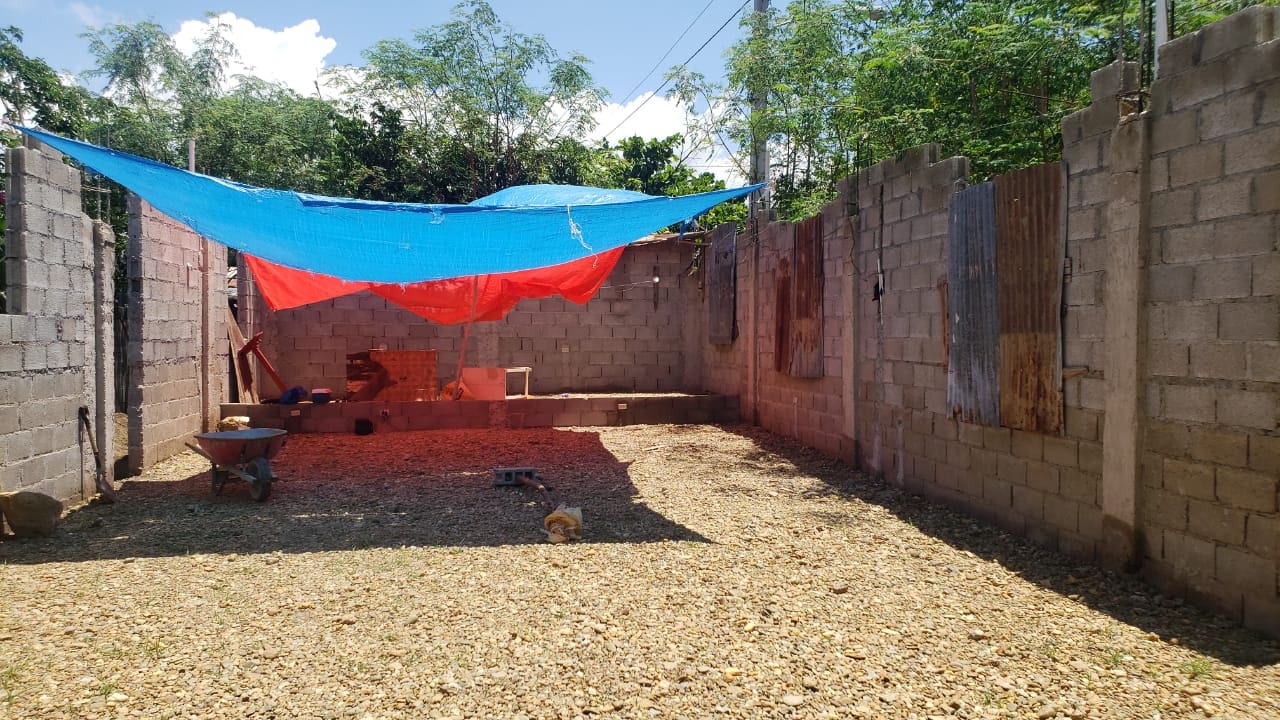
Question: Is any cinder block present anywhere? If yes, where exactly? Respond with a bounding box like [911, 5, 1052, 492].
[1150, 111, 1198, 155]
[1150, 188, 1197, 228]
[1163, 384, 1216, 423]
[1044, 495, 1080, 531]
[1254, 254, 1280, 296]
[1197, 176, 1252, 220]
[1199, 92, 1257, 139]
[1215, 546, 1276, 596]
[1248, 343, 1280, 381]
[1189, 342, 1247, 379]
[1060, 469, 1098, 504]
[1164, 458, 1216, 500]
[1224, 126, 1280, 175]
[1218, 300, 1276, 340]
[997, 454, 1027, 485]
[1216, 388, 1277, 430]
[1169, 142, 1224, 187]
[1217, 467, 1278, 512]
[1162, 529, 1215, 581]
[1188, 499, 1247, 544]
[1187, 426, 1249, 466]
[1253, 169, 1280, 213]
[1044, 437, 1080, 467]
[1246, 513, 1279, 558]
[1146, 490, 1189, 530]
[1194, 260, 1253, 299]
[1149, 341, 1190, 376]
[1198, 6, 1280, 63]
[1148, 264, 1195, 301]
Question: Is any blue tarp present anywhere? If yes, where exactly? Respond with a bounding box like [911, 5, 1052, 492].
[17, 127, 762, 283]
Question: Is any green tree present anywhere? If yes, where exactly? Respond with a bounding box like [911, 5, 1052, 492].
[350, 0, 607, 201]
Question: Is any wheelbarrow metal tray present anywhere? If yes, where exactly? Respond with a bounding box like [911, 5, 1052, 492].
[193, 428, 287, 467]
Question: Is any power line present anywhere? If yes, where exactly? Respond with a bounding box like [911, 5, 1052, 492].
[615, 0, 719, 106]
[601, 0, 750, 142]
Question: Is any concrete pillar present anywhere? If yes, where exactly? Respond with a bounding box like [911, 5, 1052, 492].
[92, 221, 116, 488]
[1100, 64, 1148, 572]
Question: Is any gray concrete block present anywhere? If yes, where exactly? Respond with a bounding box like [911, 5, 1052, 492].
[1197, 176, 1252, 220]
[1169, 142, 1224, 186]
[1194, 259, 1254, 299]
[1219, 299, 1278, 340]
[1149, 264, 1196, 301]
[1199, 92, 1257, 139]
[1199, 6, 1280, 63]
[1163, 384, 1217, 423]
[1190, 342, 1247, 379]
[1151, 111, 1198, 155]
[1254, 169, 1280, 212]
[1224, 126, 1280, 175]
[1216, 388, 1277, 429]
[1248, 342, 1280, 381]
[1156, 33, 1201, 80]
[1150, 188, 1196, 227]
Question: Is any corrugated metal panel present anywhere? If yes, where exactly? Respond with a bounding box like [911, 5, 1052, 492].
[707, 222, 737, 345]
[946, 181, 1001, 426]
[995, 161, 1066, 434]
[775, 257, 791, 373]
[789, 215, 824, 377]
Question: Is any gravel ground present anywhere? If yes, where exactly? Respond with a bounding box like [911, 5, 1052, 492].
[2, 424, 1278, 720]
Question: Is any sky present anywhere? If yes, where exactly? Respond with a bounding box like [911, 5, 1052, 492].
[1, 0, 752, 179]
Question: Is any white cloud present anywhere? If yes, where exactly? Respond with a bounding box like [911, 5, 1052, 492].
[591, 92, 745, 185]
[67, 2, 108, 27]
[171, 12, 337, 96]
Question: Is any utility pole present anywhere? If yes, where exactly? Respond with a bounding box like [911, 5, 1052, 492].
[1154, 0, 1172, 76]
[749, 0, 770, 217]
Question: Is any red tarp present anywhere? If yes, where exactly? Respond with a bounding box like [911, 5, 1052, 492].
[243, 248, 625, 324]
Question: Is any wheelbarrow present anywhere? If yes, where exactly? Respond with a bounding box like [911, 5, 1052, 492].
[185, 428, 287, 501]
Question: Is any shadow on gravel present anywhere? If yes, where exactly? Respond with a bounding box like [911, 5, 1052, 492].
[0, 429, 707, 565]
[720, 425, 1280, 668]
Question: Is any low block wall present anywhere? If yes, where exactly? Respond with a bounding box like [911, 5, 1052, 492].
[222, 394, 739, 433]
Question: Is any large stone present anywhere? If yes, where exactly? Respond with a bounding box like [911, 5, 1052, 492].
[0, 491, 63, 537]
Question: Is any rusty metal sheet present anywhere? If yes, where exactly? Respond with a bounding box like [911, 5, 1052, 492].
[789, 215, 824, 377]
[995, 161, 1066, 434]
[707, 222, 737, 345]
[946, 181, 1001, 426]
[775, 256, 791, 373]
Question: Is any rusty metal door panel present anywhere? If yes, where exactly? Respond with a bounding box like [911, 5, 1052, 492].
[946, 181, 1000, 426]
[994, 162, 1066, 434]
[790, 215, 824, 377]
[707, 222, 737, 345]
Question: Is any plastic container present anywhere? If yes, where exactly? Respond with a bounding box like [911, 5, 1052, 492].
[311, 388, 332, 404]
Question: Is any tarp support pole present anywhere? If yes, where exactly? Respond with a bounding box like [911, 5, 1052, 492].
[450, 276, 482, 400]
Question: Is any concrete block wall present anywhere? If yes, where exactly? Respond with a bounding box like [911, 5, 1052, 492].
[1, 142, 112, 506]
[126, 198, 226, 472]
[847, 143, 1108, 562]
[1138, 7, 1280, 634]
[244, 240, 705, 396]
[744, 205, 854, 458]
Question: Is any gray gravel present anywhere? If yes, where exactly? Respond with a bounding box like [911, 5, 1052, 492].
[2, 424, 1278, 719]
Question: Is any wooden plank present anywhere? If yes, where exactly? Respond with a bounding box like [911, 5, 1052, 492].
[225, 307, 255, 403]
[995, 161, 1066, 434]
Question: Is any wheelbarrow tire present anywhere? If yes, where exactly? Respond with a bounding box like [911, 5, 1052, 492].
[247, 457, 273, 502]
